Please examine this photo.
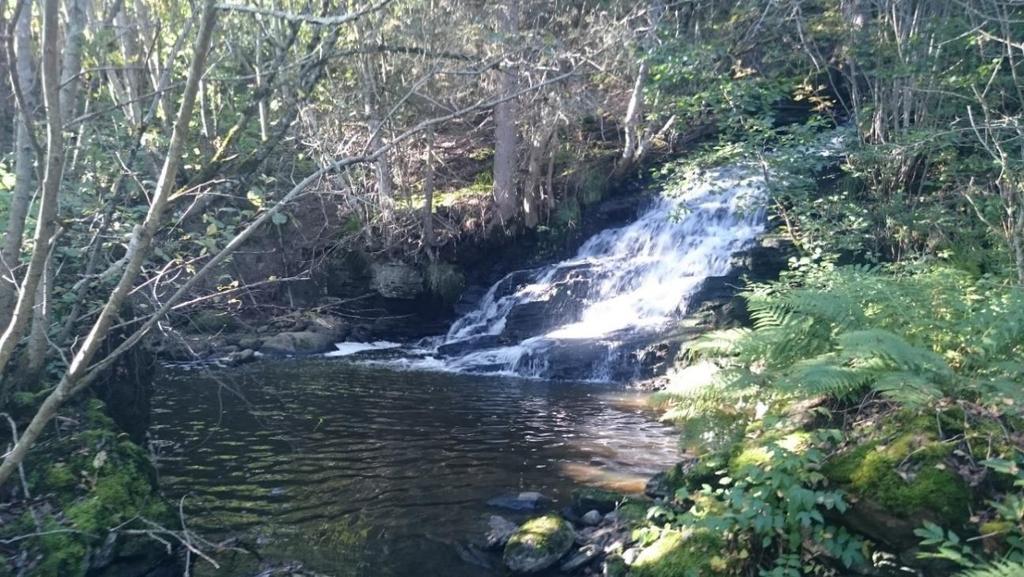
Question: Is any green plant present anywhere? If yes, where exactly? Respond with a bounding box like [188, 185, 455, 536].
[648, 430, 863, 576]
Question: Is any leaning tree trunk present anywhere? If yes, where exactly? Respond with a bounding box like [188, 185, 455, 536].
[492, 0, 520, 226]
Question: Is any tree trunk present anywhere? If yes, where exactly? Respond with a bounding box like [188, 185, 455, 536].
[492, 0, 519, 226]
[26, 256, 51, 376]
[0, 0, 219, 487]
[356, 20, 393, 227]
[422, 129, 435, 252]
[0, 0, 38, 328]
[0, 0, 65, 385]
[617, 59, 647, 175]
[59, 0, 88, 121]
[523, 122, 556, 229]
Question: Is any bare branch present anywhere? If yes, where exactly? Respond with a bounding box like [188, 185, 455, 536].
[215, 0, 392, 26]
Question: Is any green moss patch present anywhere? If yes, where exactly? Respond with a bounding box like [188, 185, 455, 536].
[729, 431, 811, 475]
[571, 487, 624, 515]
[826, 431, 969, 525]
[630, 528, 734, 577]
[503, 514, 575, 573]
[2, 399, 170, 577]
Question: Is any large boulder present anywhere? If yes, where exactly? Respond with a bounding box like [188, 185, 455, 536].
[258, 331, 338, 356]
[502, 514, 575, 573]
[370, 262, 424, 299]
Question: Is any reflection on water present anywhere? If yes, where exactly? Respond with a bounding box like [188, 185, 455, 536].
[151, 360, 679, 577]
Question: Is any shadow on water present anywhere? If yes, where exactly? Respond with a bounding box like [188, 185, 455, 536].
[151, 359, 679, 577]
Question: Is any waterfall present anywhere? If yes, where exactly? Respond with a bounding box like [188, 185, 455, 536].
[334, 166, 767, 381]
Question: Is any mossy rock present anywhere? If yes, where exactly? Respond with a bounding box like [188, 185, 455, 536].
[630, 528, 735, 577]
[571, 487, 624, 515]
[825, 431, 968, 525]
[9, 399, 171, 577]
[502, 514, 574, 573]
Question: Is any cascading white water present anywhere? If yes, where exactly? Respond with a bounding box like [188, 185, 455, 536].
[436, 166, 766, 377]
[330, 165, 767, 380]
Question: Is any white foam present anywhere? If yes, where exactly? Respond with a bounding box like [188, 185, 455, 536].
[325, 341, 402, 357]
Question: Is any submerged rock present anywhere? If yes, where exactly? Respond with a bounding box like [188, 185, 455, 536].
[503, 514, 574, 573]
[487, 491, 551, 512]
[581, 510, 603, 526]
[571, 487, 623, 515]
[485, 515, 519, 549]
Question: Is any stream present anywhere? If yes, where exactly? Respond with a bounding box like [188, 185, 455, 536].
[151, 166, 770, 576]
[151, 361, 680, 576]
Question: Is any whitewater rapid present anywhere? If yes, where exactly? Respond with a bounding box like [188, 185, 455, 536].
[328, 166, 767, 380]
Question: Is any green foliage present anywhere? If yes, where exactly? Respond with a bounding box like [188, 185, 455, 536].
[914, 455, 1024, 570]
[647, 430, 863, 576]
[955, 561, 1024, 577]
[688, 263, 1024, 417]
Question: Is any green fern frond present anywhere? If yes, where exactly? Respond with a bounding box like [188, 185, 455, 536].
[956, 560, 1024, 577]
[837, 329, 952, 380]
[781, 289, 866, 331]
[781, 358, 872, 398]
[872, 371, 944, 407]
[691, 328, 752, 357]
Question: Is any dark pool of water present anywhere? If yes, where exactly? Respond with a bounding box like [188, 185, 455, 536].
[151, 360, 679, 577]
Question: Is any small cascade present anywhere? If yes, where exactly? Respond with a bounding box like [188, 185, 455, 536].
[337, 166, 767, 380]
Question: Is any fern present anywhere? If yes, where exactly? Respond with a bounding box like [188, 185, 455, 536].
[956, 560, 1024, 577]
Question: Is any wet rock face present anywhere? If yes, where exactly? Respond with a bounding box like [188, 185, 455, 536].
[502, 514, 575, 573]
[501, 273, 592, 340]
[258, 331, 338, 356]
[371, 262, 425, 299]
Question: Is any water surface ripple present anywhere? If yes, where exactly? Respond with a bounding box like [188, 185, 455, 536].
[152, 360, 679, 577]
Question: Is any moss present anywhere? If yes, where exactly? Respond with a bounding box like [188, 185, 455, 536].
[630, 528, 734, 577]
[572, 487, 624, 515]
[506, 514, 573, 554]
[825, 431, 969, 525]
[729, 431, 811, 474]
[616, 499, 651, 524]
[425, 263, 466, 306]
[34, 516, 88, 577]
[502, 514, 574, 571]
[9, 399, 170, 577]
[554, 196, 581, 227]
